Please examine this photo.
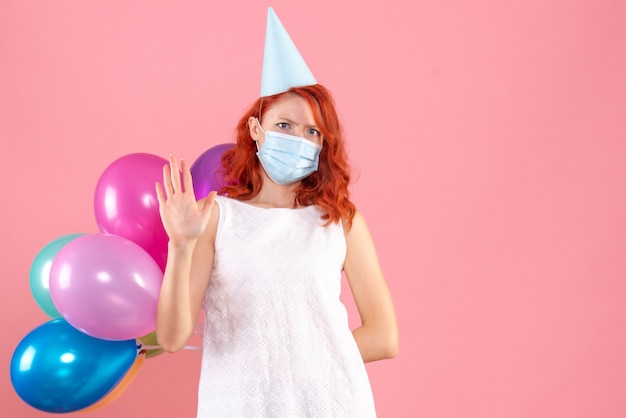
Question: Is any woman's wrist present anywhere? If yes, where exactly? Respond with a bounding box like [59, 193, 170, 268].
[167, 238, 198, 254]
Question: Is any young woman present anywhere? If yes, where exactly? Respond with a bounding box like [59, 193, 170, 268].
[156, 8, 397, 417]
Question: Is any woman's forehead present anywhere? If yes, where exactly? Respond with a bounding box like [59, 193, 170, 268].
[265, 94, 315, 120]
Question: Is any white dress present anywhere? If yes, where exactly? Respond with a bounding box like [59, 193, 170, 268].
[196, 196, 376, 417]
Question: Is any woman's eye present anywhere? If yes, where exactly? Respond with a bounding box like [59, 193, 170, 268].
[308, 128, 321, 136]
[277, 122, 289, 129]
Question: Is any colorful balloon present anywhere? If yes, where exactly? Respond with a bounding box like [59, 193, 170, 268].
[79, 351, 146, 412]
[29, 233, 86, 318]
[190, 143, 234, 200]
[10, 318, 138, 413]
[94, 153, 169, 270]
[49, 233, 163, 341]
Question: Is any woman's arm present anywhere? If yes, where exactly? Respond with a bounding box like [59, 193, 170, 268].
[154, 156, 218, 352]
[156, 206, 217, 352]
[344, 211, 399, 362]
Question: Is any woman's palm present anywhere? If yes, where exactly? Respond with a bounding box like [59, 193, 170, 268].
[156, 156, 215, 244]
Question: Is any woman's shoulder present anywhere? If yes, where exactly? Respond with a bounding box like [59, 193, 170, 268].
[211, 194, 239, 211]
[341, 209, 365, 236]
[193, 194, 221, 243]
[212, 194, 229, 204]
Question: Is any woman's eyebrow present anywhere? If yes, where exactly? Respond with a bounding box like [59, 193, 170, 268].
[275, 117, 296, 123]
[274, 116, 319, 129]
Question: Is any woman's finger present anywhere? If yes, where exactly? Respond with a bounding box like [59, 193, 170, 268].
[169, 155, 182, 194]
[162, 163, 175, 197]
[155, 181, 165, 205]
[180, 159, 195, 196]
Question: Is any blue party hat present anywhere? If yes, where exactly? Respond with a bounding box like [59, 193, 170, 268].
[260, 7, 317, 97]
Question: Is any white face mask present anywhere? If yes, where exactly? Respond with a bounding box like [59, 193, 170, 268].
[255, 119, 322, 185]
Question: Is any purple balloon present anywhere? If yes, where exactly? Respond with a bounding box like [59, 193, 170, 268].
[94, 153, 169, 271]
[49, 234, 163, 341]
[190, 143, 234, 200]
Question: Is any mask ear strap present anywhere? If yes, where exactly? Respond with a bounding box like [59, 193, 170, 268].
[254, 118, 264, 152]
[255, 118, 266, 134]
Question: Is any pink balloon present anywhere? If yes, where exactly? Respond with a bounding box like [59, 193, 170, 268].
[49, 234, 163, 341]
[94, 153, 169, 271]
[190, 143, 235, 200]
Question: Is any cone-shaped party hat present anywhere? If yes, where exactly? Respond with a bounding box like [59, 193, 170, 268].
[260, 7, 317, 97]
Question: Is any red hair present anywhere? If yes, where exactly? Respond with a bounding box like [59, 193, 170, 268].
[218, 84, 356, 227]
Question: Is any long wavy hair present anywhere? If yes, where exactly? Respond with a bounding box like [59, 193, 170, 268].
[218, 84, 356, 227]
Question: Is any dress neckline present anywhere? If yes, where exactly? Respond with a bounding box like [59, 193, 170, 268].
[222, 195, 317, 212]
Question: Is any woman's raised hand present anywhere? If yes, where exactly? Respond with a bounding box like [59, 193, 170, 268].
[156, 155, 216, 246]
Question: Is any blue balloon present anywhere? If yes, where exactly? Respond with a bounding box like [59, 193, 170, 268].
[10, 318, 138, 413]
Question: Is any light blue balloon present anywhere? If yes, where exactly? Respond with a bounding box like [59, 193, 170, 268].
[10, 318, 138, 413]
[29, 233, 85, 318]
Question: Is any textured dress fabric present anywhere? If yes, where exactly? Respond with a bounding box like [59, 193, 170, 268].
[196, 196, 376, 417]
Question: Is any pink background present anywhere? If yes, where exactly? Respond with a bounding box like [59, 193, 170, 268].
[2, 0, 626, 417]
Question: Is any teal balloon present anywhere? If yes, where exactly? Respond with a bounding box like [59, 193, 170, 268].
[29, 233, 85, 317]
[10, 318, 138, 413]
